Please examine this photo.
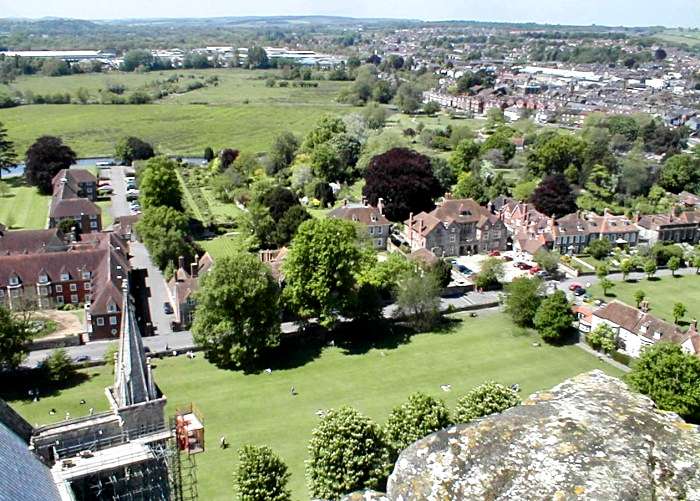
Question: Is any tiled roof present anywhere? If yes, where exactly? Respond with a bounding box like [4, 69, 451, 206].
[49, 170, 100, 219]
[0, 228, 67, 255]
[328, 204, 391, 226]
[594, 301, 681, 343]
[637, 210, 700, 231]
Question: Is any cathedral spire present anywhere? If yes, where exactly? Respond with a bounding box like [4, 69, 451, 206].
[113, 279, 155, 407]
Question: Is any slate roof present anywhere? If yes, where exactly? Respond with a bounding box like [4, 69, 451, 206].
[328, 204, 391, 226]
[49, 170, 101, 219]
[0, 228, 68, 255]
[594, 300, 681, 343]
[0, 418, 60, 501]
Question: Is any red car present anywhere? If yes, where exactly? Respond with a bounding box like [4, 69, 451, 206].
[529, 266, 541, 274]
[488, 250, 501, 257]
[568, 283, 583, 291]
[515, 262, 532, 270]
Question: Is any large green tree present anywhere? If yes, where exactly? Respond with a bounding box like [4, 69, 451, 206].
[192, 252, 281, 369]
[234, 445, 291, 501]
[395, 268, 442, 330]
[138, 156, 183, 211]
[449, 139, 480, 172]
[626, 343, 700, 422]
[306, 406, 391, 500]
[25, 136, 77, 194]
[384, 392, 450, 459]
[282, 218, 366, 328]
[533, 290, 574, 343]
[0, 306, 33, 369]
[658, 154, 699, 194]
[527, 133, 586, 177]
[0, 121, 17, 178]
[135, 205, 196, 272]
[114, 136, 155, 165]
[504, 277, 543, 327]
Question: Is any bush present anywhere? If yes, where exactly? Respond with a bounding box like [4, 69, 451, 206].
[453, 382, 520, 423]
[384, 392, 450, 458]
[39, 349, 76, 385]
[234, 445, 291, 501]
[306, 407, 391, 500]
[611, 351, 632, 366]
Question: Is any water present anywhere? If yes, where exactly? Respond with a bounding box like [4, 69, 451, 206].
[5, 156, 205, 178]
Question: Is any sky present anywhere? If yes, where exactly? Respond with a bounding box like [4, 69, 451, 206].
[1, 0, 699, 28]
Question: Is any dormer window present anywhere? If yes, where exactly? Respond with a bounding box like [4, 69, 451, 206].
[9, 275, 19, 286]
[370, 214, 378, 223]
[38, 274, 48, 284]
[107, 302, 118, 313]
[60, 273, 70, 281]
[82, 271, 91, 280]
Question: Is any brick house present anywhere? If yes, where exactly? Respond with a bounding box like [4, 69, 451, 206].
[588, 300, 700, 359]
[637, 209, 700, 245]
[49, 169, 102, 234]
[328, 200, 392, 250]
[404, 198, 508, 256]
[0, 230, 139, 340]
[167, 253, 214, 330]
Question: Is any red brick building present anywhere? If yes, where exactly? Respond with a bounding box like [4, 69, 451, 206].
[49, 169, 102, 234]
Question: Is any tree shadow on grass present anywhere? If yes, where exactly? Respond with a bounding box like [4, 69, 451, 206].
[0, 367, 92, 402]
[647, 276, 661, 282]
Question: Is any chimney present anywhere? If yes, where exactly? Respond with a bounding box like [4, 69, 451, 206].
[361, 196, 367, 206]
[178, 255, 185, 270]
[377, 198, 384, 215]
[343, 199, 348, 207]
[408, 212, 414, 242]
[190, 262, 198, 278]
[691, 319, 698, 332]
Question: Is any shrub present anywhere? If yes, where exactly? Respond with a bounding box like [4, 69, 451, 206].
[453, 382, 520, 423]
[384, 392, 450, 458]
[39, 349, 76, 385]
[234, 445, 291, 501]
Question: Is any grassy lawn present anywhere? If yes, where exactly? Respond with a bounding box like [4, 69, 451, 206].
[588, 273, 700, 324]
[96, 199, 113, 228]
[0, 177, 49, 229]
[200, 187, 243, 223]
[1, 69, 356, 157]
[197, 234, 247, 260]
[656, 30, 700, 47]
[10, 312, 622, 500]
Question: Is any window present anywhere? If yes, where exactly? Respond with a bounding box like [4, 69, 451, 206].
[368, 226, 374, 235]
[375, 239, 383, 247]
[38, 274, 48, 284]
[187, 296, 195, 306]
[82, 271, 91, 280]
[9, 276, 19, 286]
[84, 282, 91, 291]
[60, 273, 70, 281]
[84, 294, 91, 303]
[96, 317, 104, 326]
[90, 221, 98, 229]
[71, 294, 79, 304]
[56, 296, 64, 306]
[39, 286, 48, 296]
[55, 284, 63, 293]
[90, 215, 97, 220]
[109, 316, 118, 325]
[69, 283, 77, 292]
[107, 302, 117, 313]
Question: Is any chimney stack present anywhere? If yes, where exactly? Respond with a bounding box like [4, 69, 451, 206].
[178, 255, 185, 270]
[377, 198, 384, 215]
[190, 262, 198, 278]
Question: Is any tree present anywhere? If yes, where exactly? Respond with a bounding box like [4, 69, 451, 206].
[24, 136, 77, 194]
[192, 252, 280, 369]
[234, 445, 291, 501]
[512, 179, 539, 201]
[283, 218, 365, 328]
[599, 278, 615, 296]
[453, 171, 486, 203]
[302, 115, 346, 152]
[203, 146, 214, 162]
[533, 290, 573, 343]
[0, 122, 17, 178]
[587, 323, 616, 354]
[620, 259, 634, 281]
[422, 101, 440, 115]
[306, 406, 390, 500]
[39, 348, 76, 385]
[596, 263, 610, 280]
[504, 277, 543, 327]
[586, 238, 612, 260]
[114, 136, 155, 165]
[474, 257, 505, 290]
[393, 82, 422, 114]
[449, 139, 480, 172]
[626, 343, 700, 422]
[453, 382, 520, 423]
[384, 392, 450, 459]
[313, 181, 335, 207]
[120, 49, 154, 71]
[529, 174, 576, 217]
[644, 259, 657, 279]
[395, 268, 442, 330]
[247, 46, 270, 69]
[274, 205, 311, 247]
[634, 289, 646, 308]
[431, 157, 456, 192]
[0, 305, 33, 369]
[672, 302, 687, 324]
[481, 128, 516, 162]
[533, 249, 560, 274]
[658, 154, 699, 194]
[527, 133, 586, 177]
[268, 132, 299, 175]
[363, 148, 442, 222]
[135, 206, 195, 271]
[260, 186, 299, 221]
[362, 102, 388, 130]
[138, 157, 183, 211]
[668, 256, 681, 277]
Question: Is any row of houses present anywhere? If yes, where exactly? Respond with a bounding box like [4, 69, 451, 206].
[49, 169, 102, 234]
[577, 300, 700, 359]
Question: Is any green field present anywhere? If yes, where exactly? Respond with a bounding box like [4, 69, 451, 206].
[96, 199, 113, 228]
[589, 273, 700, 324]
[0, 69, 356, 157]
[656, 30, 700, 48]
[10, 312, 622, 500]
[198, 234, 247, 260]
[0, 176, 49, 229]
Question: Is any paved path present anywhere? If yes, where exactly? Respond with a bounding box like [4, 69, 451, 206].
[575, 341, 631, 373]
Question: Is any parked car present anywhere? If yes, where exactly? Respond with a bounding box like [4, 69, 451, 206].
[488, 250, 501, 257]
[126, 189, 139, 201]
[97, 185, 113, 194]
[163, 302, 174, 314]
[515, 262, 532, 270]
[573, 287, 586, 296]
[529, 265, 541, 274]
[502, 255, 514, 262]
[73, 355, 90, 363]
[568, 283, 583, 291]
[96, 160, 115, 167]
[535, 270, 550, 278]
